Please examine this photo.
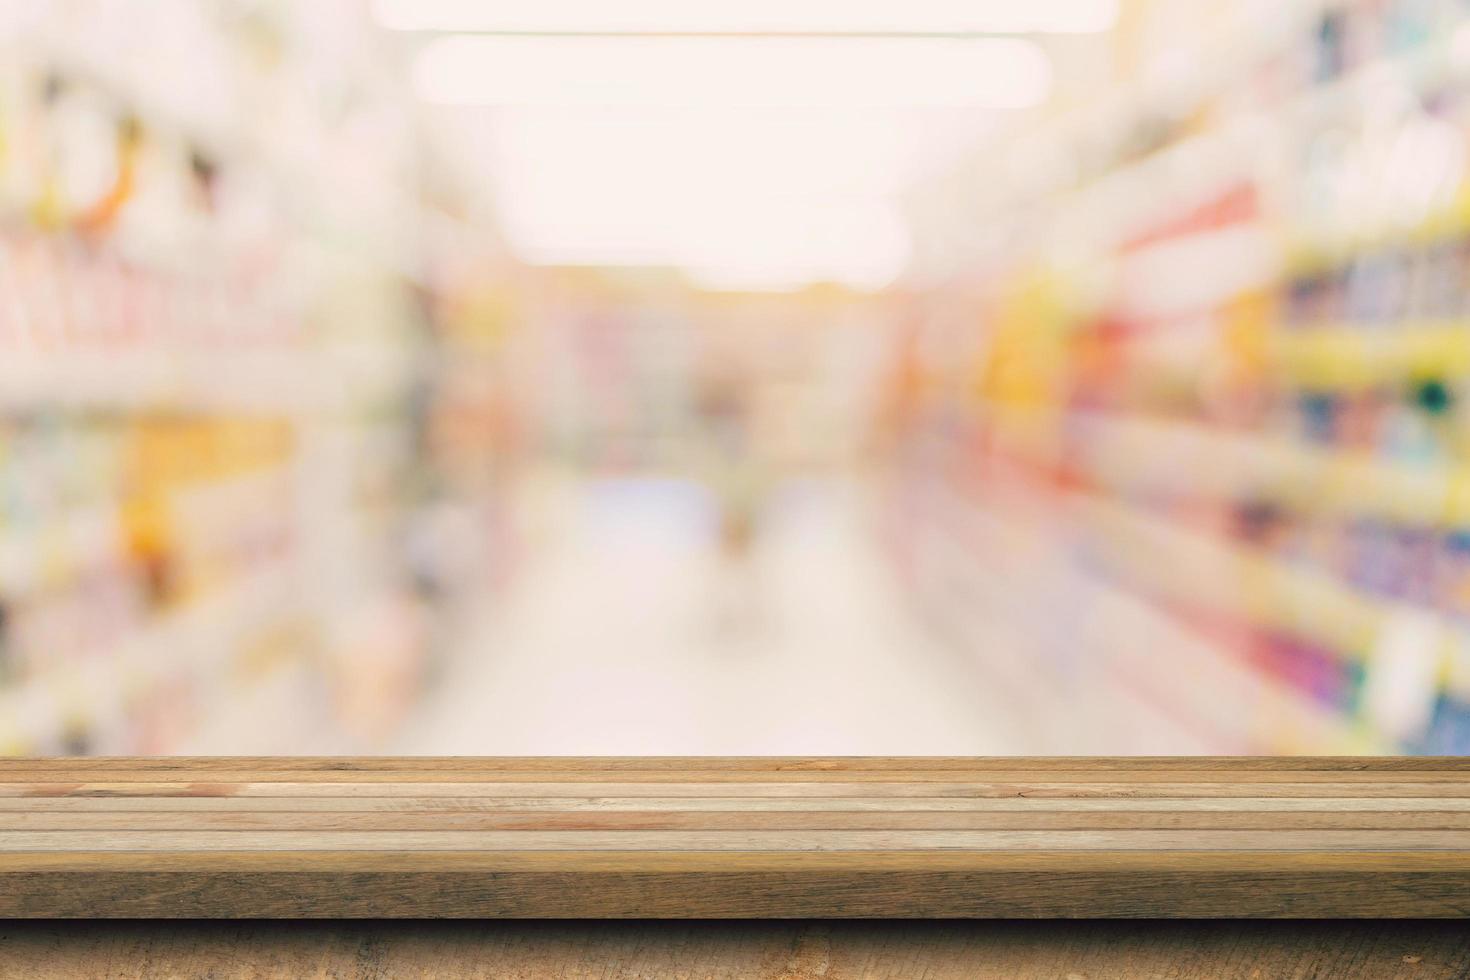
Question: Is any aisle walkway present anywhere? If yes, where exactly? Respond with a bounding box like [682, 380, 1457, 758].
[391, 475, 1028, 755]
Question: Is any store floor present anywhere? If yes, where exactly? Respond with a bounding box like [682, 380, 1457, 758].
[390, 475, 1037, 755]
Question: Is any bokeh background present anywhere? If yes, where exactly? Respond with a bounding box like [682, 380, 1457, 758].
[1, 0, 1467, 755]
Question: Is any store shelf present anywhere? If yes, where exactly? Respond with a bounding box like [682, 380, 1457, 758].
[1070, 412, 1466, 528]
[1269, 323, 1470, 391]
[0, 557, 299, 753]
[0, 505, 121, 596]
[932, 2, 1470, 285]
[0, 348, 408, 416]
[893, 0, 1470, 755]
[1069, 492, 1470, 701]
[1105, 12, 1467, 242]
[1089, 582, 1387, 754]
[907, 472, 1383, 753]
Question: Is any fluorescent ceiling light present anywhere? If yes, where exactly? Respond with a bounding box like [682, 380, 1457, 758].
[471, 109, 967, 290]
[374, 0, 1119, 35]
[413, 36, 1052, 108]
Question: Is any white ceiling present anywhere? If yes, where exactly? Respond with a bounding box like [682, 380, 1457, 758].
[390, 1, 1119, 289]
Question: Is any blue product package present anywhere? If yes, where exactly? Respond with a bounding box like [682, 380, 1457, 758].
[1315, 10, 1346, 82]
[1298, 392, 1338, 445]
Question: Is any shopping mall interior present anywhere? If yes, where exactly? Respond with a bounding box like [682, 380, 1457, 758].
[2, 0, 1469, 756]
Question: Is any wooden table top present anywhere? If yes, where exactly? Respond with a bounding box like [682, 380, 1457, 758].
[0, 756, 1467, 917]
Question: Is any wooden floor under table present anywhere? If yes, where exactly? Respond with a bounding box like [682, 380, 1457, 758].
[0, 756, 1467, 917]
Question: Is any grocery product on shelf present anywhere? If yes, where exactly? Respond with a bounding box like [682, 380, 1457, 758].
[894, 0, 1470, 754]
[0, 0, 507, 754]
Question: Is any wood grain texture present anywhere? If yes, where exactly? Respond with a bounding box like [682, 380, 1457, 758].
[0, 919, 1466, 978]
[0, 757, 1467, 917]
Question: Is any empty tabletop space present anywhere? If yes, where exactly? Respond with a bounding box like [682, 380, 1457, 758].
[0, 757, 1467, 917]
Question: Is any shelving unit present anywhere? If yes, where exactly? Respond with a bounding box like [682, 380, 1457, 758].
[0, 1, 511, 754]
[894, 0, 1470, 754]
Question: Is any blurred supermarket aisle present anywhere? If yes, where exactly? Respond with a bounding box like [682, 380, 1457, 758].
[14, 0, 1470, 758]
[394, 463, 1332, 756]
[393, 474, 1031, 755]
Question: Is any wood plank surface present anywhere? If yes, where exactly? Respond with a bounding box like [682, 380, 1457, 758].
[1, 919, 1466, 979]
[0, 757, 1467, 917]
